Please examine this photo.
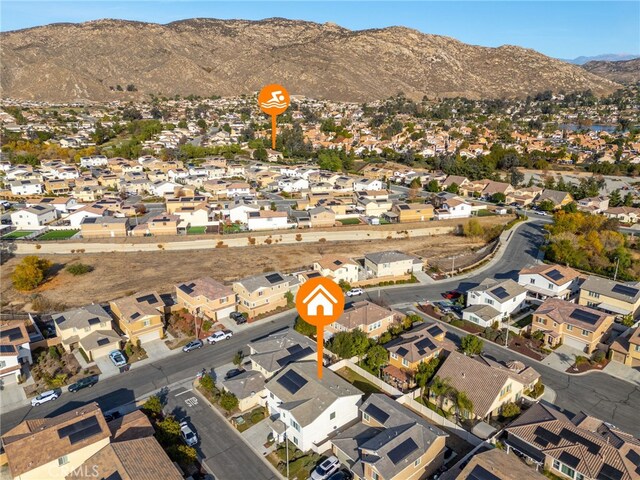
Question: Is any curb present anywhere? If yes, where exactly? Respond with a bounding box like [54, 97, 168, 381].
[192, 384, 285, 480]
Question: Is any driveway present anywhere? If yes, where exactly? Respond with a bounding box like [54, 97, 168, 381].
[166, 386, 280, 480]
[0, 378, 27, 412]
[142, 339, 173, 362]
[95, 355, 121, 379]
[241, 419, 276, 457]
[540, 345, 586, 373]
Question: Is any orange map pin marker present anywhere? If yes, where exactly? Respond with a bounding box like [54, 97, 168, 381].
[258, 84, 290, 150]
[296, 277, 345, 379]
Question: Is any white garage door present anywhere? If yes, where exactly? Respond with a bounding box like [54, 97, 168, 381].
[563, 335, 588, 352]
[138, 330, 161, 344]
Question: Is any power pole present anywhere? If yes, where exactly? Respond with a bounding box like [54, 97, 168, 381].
[614, 257, 620, 281]
[285, 428, 289, 479]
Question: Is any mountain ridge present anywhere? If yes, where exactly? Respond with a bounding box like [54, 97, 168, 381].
[0, 17, 621, 102]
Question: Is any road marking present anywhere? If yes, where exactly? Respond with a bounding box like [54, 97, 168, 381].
[175, 388, 193, 397]
[185, 397, 199, 407]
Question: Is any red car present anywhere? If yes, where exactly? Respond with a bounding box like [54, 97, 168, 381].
[442, 290, 461, 300]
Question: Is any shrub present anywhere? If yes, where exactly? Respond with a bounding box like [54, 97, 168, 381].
[295, 233, 302, 241]
[220, 391, 239, 412]
[12, 256, 52, 291]
[501, 402, 521, 418]
[202, 320, 213, 332]
[65, 263, 93, 275]
[294, 316, 316, 337]
[48, 345, 61, 360]
[592, 350, 606, 364]
[199, 373, 216, 394]
[141, 395, 163, 417]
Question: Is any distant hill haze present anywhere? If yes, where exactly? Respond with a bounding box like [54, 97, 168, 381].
[0, 18, 621, 102]
[564, 54, 639, 65]
[581, 58, 640, 85]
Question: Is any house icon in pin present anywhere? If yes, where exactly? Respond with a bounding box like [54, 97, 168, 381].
[302, 284, 339, 317]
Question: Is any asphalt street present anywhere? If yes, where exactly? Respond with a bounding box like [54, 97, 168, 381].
[166, 386, 278, 480]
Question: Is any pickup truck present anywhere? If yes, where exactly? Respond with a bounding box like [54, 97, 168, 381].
[206, 329, 233, 344]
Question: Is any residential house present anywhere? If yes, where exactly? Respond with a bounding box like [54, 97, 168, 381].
[67, 205, 111, 228]
[131, 213, 179, 237]
[530, 298, 615, 353]
[228, 201, 260, 223]
[356, 196, 393, 217]
[28, 196, 77, 214]
[430, 352, 540, 420]
[265, 361, 363, 452]
[313, 255, 360, 284]
[233, 272, 299, 318]
[353, 178, 384, 192]
[363, 250, 422, 279]
[391, 202, 434, 223]
[80, 217, 129, 239]
[10, 205, 57, 229]
[441, 175, 469, 192]
[165, 196, 208, 214]
[9, 179, 43, 196]
[308, 206, 336, 227]
[248, 328, 316, 379]
[536, 189, 574, 209]
[518, 264, 581, 301]
[603, 206, 640, 224]
[384, 323, 454, 391]
[331, 394, 448, 480]
[109, 292, 167, 344]
[578, 275, 640, 319]
[506, 186, 543, 207]
[434, 196, 472, 220]
[504, 402, 640, 480]
[481, 180, 514, 200]
[246, 210, 291, 231]
[1, 403, 111, 480]
[328, 301, 401, 339]
[463, 279, 528, 327]
[577, 196, 610, 214]
[448, 448, 546, 480]
[0, 320, 33, 383]
[173, 204, 211, 228]
[52, 305, 121, 360]
[220, 369, 268, 412]
[175, 277, 236, 321]
[609, 326, 640, 367]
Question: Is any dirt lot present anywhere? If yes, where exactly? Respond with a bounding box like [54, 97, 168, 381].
[1, 233, 487, 311]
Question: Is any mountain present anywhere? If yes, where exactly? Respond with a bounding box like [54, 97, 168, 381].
[582, 58, 640, 84]
[565, 54, 639, 65]
[0, 18, 620, 102]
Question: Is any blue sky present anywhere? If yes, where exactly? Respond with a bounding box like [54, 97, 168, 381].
[1, 1, 638, 59]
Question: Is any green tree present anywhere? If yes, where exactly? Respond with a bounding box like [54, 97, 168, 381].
[196, 118, 207, 131]
[491, 193, 506, 203]
[621, 314, 634, 327]
[426, 179, 440, 193]
[409, 177, 422, 189]
[562, 202, 578, 213]
[454, 390, 474, 419]
[338, 280, 352, 292]
[538, 199, 556, 212]
[460, 334, 484, 355]
[294, 316, 316, 337]
[167, 444, 197, 468]
[141, 395, 163, 418]
[155, 415, 181, 445]
[220, 391, 239, 412]
[501, 402, 521, 418]
[623, 192, 634, 207]
[233, 350, 245, 367]
[445, 183, 459, 194]
[11, 256, 52, 291]
[365, 345, 388, 373]
[462, 218, 484, 237]
[329, 330, 370, 359]
[415, 357, 440, 396]
[253, 146, 268, 161]
[429, 376, 453, 410]
[609, 189, 622, 207]
[199, 373, 216, 393]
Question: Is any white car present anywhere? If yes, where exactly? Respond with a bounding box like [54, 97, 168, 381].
[180, 421, 198, 446]
[346, 288, 364, 297]
[109, 350, 127, 367]
[311, 456, 340, 480]
[206, 330, 233, 344]
[31, 390, 59, 406]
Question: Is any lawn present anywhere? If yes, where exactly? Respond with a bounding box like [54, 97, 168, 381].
[233, 406, 267, 433]
[335, 367, 384, 395]
[1, 230, 35, 239]
[187, 226, 207, 235]
[513, 314, 533, 329]
[338, 218, 361, 225]
[38, 229, 79, 240]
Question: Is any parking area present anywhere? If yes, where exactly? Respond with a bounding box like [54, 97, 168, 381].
[541, 344, 586, 372]
[241, 418, 276, 457]
[95, 355, 121, 378]
[165, 386, 279, 480]
[142, 339, 172, 362]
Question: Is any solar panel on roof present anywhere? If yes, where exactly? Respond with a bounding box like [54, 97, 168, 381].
[136, 294, 157, 304]
[558, 451, 580, 469]
[364, 403, 389, 424]
[88, 317, 101, 326]
[179, 283, 195, 294]
[333, 260, 343, 266]
[598, 464, 624, 480]
[276, 370, 308, 395]
[547, 269, 565, 281]
[398, 204, 410, 210]
[0, 345, 16, 353]
[58, 416, 102, 445]
[467, 465, 501, 480]
[569, 309, 601, 325]
[625, 451, 640, 475]
[265, 273, 284, 284]
[287, 344, 302, 354]
[277, 346, 314, 367]
[534, 426, 561, 446]
[416, 338, 436, 354]
[97, 338, 110, 346]
[611, 284, 639, 297]
[0, 327, 22, 342]
[130, 312, 141, 320]
[388, 438, 419, 465]
[396, 347, 409, 356]
[559, 428, 600, 454]
[491, 287, 510, 300]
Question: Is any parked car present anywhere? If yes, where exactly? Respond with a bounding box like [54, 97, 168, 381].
[68, 375, 98, 392]
[230, 311, 247, 325]
[328, 471, 353, 480]
[109, 350, 127, 367]
[206, 330, 233, 344]
[224, 368, 245, 380]
[182, 340, 204, 352]
[31, 390, 59, 406]
[180, 421, 198, 446]
[104, 411, 122, 422]
[442, 290, 461, 300]
[346, 288, 364, 297]
[311, 456, 341, 480]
